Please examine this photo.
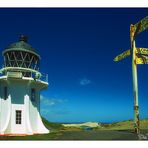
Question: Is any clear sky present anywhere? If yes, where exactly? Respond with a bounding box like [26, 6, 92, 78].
[0, 8, 148, 123]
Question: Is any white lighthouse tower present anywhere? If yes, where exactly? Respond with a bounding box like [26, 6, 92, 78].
[0, 35, 49, 135]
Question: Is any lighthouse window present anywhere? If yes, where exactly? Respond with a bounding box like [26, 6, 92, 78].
[4, 86, 7, 100]
[16, 110, 22, 124]
[31, 88, 36, 102]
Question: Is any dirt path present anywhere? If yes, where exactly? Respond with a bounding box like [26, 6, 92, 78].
[56, 130, 139, 140]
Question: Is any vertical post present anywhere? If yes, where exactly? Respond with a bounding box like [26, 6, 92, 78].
[46, 73, 48, 82]
[131, 25, 140, 134]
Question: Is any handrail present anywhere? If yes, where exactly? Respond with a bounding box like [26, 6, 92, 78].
[0, 67, 48, 82]
[0, 67, 41, 77]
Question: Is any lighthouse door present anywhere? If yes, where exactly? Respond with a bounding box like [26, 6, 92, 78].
[11, 105, 25, 134]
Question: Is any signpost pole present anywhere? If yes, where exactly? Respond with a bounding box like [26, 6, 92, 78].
[131, 25, 140, 134]
[114, 16, 148, 134]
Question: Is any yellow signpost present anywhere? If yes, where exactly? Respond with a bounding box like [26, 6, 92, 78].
[114, 49, 131, 62]
[114, 48, 148, 62]
[134, 16, 148, 35]
[136, 48, 148, 55]
[136, 55, 148, 64]
[114, 16, 148, 134]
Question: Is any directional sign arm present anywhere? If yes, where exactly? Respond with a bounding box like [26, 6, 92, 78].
[136, 48, 148, 55]
[114, 47, 148, 62]
[134, 16, 148, 35]
[136, 55, 148, 64]
[114, 49, 131, 62]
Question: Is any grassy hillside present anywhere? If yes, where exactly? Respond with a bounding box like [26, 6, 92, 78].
[63, 122, 100, 128]
[62, 118, 148, 131]
[42, 117, 64, 132]
[0, 118, 148, 140]
[100, 118, 148, 130]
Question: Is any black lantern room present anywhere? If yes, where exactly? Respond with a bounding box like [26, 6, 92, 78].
[1, 35, 41, 78]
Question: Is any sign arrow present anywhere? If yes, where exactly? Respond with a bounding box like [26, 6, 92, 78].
[114, 48, 148, 62]
[136, 48, 148, 55]
[134, 16, 148, 36]
[114, 49, 131, 62]
[136, 55, 148, 64]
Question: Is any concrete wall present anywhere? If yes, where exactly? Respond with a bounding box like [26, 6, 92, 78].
[0, 81, 11, 134]
[0, 77, 49, 135]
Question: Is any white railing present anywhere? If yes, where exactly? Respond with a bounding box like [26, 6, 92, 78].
[0, 67, 48, 83]
[40, 73, 48, 82]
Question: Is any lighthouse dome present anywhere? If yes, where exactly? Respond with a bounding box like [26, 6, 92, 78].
[3, 35, 40, 58]
[1, 35, 41, 78]
[7, 41, 35, 52]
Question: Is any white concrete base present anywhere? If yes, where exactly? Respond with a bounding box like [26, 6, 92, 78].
[0, 77, 49, 135]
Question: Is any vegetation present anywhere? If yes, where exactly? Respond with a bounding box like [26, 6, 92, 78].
[0, 118, 148, 140]
[42, 117, 64, 132]
[99, 118, 148, 130]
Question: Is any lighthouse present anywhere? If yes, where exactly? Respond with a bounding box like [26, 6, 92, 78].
[0, 35, 49, 135]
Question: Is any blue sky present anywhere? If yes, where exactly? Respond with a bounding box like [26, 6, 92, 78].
[0, 8, 148, 123]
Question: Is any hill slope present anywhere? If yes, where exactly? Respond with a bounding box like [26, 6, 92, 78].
[0, 118, 148, 140]
[62, 118, 148, 130]
[42, 117, 64, 132]
[101, 118, 148, 130]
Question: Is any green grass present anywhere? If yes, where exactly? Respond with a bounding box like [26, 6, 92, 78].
[0, 132, 60, 140]
[0, 118, 148, 140]
[56, 130, 139, 140]
[99, 118, 148, 130]
[0, 117, 64, 140]
[42, 117, 64, 132]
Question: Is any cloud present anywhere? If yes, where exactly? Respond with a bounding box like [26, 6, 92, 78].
[40, 95, 68, 106]
[40, 108, 50, 115]
[40, 95, 69, 117]
[80, 78, 91, 86]
[51, 109, 70, 115]
[41, 108, 70, 116]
